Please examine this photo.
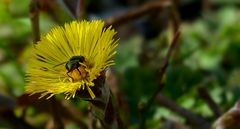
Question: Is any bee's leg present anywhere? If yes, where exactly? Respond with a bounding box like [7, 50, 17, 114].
[77, 68, 81, 75]
[66, 72, 74, 81]
[79, 63, 87, 68]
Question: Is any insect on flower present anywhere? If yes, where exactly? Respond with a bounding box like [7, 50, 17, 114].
[54, 56, 86, 80]
[26, 20, 118, 99]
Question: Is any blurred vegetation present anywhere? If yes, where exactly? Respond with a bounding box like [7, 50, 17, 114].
[0, 0, 240, 129]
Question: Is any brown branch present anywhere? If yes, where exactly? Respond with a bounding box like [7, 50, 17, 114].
[147, 30, 181, 107]
[198, 87, 222, 118]
[170, 1, 181, 33]
[17, 94, 88, 129]
[140, 31, 181, 129]
[104, 0, 172, 28]
[76, 0, 86, 19]
[29, 0, 40, 44]
[156, 94, 211, 129]
[157, 31, 180, 82]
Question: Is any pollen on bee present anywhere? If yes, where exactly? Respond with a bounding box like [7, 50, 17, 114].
[67, 65, 88, 82]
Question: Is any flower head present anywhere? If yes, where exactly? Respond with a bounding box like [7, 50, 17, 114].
[26, 20, 118, 99]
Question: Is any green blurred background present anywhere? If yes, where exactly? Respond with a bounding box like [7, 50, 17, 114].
[0, 0, 240, 129]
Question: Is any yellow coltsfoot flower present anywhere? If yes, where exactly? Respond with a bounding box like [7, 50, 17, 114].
[26, 20, 118, 99]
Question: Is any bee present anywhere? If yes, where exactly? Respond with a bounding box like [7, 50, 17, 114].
[65, 56, 85, 73]
[54, 56, 85, 78]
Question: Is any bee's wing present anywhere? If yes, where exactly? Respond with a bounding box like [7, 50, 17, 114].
[53, 61, 67, 68]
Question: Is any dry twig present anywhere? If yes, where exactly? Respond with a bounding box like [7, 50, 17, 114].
[198, 87, 222, 118]
[140, 31, 181, 129]
[104, 1, 172, 28]
[77, 0, 86, 19]
[156, 94, 211, 129]
[30, 0, 40, 43]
